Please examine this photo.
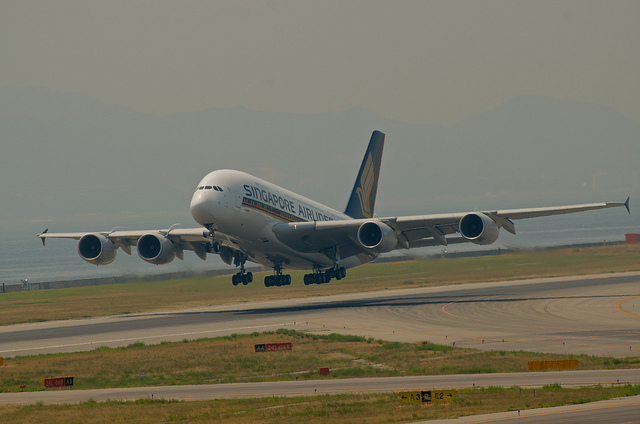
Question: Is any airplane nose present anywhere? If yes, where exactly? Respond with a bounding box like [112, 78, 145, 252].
[190, 192, 215, 225]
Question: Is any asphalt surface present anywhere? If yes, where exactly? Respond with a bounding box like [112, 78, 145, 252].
[2, 370, 640, 405]
[422, 395, 640, 424]
[1, 271, 640, 422]
[2, 272, 639, 358]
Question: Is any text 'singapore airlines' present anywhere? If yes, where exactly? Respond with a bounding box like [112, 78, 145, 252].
[242, 184, 335, 223]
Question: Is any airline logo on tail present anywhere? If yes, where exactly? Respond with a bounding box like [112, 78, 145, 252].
[344, 131, 385, 219]
[355, 152, 376, 218]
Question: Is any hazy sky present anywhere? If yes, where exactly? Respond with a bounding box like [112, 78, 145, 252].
[2, 1, 639, 126]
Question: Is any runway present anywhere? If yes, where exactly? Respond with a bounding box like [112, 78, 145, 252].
[2, 370, 640, 404]
[2, 272, 639, 358]
[423, 394, 640, 424]
[1, 272, 640, 422]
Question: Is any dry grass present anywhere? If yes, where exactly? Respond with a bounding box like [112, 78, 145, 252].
[2, 331, 639, 392]
[1, 244, 639, 326]
[1, 386, 639, 424]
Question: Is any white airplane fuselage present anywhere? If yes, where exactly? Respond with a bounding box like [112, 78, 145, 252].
[38, 130, 629, 288]
[190, 169, 376, 271]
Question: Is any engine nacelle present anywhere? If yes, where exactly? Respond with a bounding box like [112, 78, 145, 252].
[78, 234, 117, 265]
[137, 233, 176, 265]
[459, 213, 500, 245]
[357, 220, 398, 253]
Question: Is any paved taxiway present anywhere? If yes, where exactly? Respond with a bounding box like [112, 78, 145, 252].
[2, 272, 639, 358]
[423, 395, 640, 424]
[2, 370, 640, 406]
[1, 272, 640, 422]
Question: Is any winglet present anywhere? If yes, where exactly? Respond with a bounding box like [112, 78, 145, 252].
[344, 131, 385, 219]
[39, 228, 49, 246]
[625, 196, 631, 214]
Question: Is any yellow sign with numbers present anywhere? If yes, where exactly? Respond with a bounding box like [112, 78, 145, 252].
[432, 390, 457, 402]
[398, 391, 426, 404]
[398, 389, 456, 404]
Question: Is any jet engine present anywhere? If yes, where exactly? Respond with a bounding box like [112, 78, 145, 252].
[459, 213, 499, 245]
[357, 220, 398, 253]
[78, 234, 117, 265]
[137, 233, 176, 265]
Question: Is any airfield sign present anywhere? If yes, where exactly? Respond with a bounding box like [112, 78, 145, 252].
[398, 389, 456, 405]
[398, 391, 428, 404]
[432, 389, 457, 402]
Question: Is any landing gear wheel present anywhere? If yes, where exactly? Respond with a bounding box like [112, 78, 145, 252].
[325, 270, 333, 283]
[265, 273, 291, 287]
[230, 251, 253, 287]
[302, 268, 345, 285]
[232, 270, 253, 286]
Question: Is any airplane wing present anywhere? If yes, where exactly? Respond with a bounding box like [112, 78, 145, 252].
[38, 227, 214, 260]
[391, 198, 630, 247]
[272, 198, 630, 258]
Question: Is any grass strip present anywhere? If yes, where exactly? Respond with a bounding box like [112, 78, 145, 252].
[1, 385, 639, 424]
[1, 244, 639, 326]
[2, 330, 639, 392]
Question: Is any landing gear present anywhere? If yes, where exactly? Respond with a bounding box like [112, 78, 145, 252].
[303, 267, 346, 285]
[264, 274, 291, 287]
[232, 271, 253, 286]
[204, 225, 220, 254]
[264, 264, 291, 287]
[231, 251, 252, 286]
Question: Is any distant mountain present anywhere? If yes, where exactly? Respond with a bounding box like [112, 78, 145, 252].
[1, 87, 638, 228]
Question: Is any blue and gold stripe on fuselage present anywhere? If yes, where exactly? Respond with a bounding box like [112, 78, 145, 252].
[242, 197, 305, 223]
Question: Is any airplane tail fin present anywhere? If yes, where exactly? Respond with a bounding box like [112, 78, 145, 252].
[344, 131, 385, 219]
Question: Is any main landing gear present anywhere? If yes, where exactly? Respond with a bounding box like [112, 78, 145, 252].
[264, 265, 291, 287]
[232, 271, 253, 286]
[264, 274, 291, 287]
[303, 267, 346, 285]
[231, 251, 253, 286]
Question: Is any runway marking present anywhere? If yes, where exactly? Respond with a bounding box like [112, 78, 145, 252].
[615, 296, 640, 318]
[442, 297, 640, 336]
[455, 399, 640, 423]
[441, 302, 501, 325]
[440, 301, 581, 331]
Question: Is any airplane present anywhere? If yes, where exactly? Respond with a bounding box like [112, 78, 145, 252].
[38, 131, 630, 287]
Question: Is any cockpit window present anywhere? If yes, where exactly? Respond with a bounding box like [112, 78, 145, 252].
[197, 185, 223, 191]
